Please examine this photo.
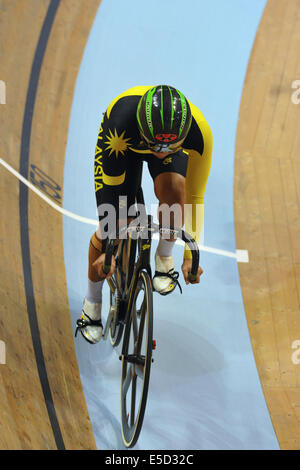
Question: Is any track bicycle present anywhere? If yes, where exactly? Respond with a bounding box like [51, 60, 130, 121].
[100, 187, 199, 448]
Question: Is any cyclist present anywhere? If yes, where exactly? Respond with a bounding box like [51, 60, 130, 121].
[76, 85, 213, 344]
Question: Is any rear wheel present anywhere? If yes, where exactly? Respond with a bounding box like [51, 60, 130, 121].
[110, 236, 137, 347]
[120, 270, 153, 448]
[108, 288, 124, 347]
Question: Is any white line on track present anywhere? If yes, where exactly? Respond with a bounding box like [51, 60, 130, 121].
[0, 157, 97, 226]
[0, 157, 249, 263]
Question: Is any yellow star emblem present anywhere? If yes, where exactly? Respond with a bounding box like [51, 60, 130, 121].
[105, 128, 131, 157]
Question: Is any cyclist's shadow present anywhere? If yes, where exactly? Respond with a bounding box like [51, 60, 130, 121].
[80, 338, 127, 450]
[70, 298, 126, 450]
[89, 399, 126, 450]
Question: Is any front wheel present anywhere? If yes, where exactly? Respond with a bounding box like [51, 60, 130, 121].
[120, 270, 153, 448]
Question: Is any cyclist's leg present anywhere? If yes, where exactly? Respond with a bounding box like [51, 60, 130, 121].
[146, 150, 187, 231]
[95, 151, 142, 348]
[145, 150, 188, 294]
[93, 152, 142, 300]
[94, 151, 143, 257]
[76, 147, 143, 343]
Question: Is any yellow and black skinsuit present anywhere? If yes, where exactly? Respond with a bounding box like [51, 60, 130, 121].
[94, 86, 213, 259]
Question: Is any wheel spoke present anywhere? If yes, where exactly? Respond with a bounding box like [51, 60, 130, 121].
[131, 306, 138, 348]
[122, 363, 133, 396]
[135, 363, 144, 380]
[136, 297, 145, 318]
[136, 299, 146, 354]
[130, 374, 137, 427]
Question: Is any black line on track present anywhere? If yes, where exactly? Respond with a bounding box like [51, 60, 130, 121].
[19, 0, 65, 450]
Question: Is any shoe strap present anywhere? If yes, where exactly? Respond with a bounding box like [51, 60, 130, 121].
[153, 269, 182, 294]
[75, 313, 103, 337]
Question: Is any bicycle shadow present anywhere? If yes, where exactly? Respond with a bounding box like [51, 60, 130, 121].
[85, 387, 126, 450]
[152, 317, 225, 380]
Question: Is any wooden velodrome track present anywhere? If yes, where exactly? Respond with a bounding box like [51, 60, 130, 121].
[0, 0, 101, 449]
[0, 0, 299, 450]
[235, 0, 300, 450]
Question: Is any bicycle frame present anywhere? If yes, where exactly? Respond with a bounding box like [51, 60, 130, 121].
[103, 216, 199, 332]
[119, 217, 154, 356]
[102, 215, 153, 340]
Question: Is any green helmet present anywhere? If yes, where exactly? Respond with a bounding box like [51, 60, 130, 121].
[137, 85, 192, 152]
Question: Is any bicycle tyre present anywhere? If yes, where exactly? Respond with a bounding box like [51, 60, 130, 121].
[120, 269, 153, 448]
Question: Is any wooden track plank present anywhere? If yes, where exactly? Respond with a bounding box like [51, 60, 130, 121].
[0, 0, 58, 450]
[28, 0, 101, 450]
[0, 0, 101, 449]
[264, 2, 300, 160]
[235, 0, 300, 449]
[265, 388, 300, 445]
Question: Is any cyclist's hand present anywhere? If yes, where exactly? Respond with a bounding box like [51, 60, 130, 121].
[92, 253, 116, 281]
[181, 259, 203, 285]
